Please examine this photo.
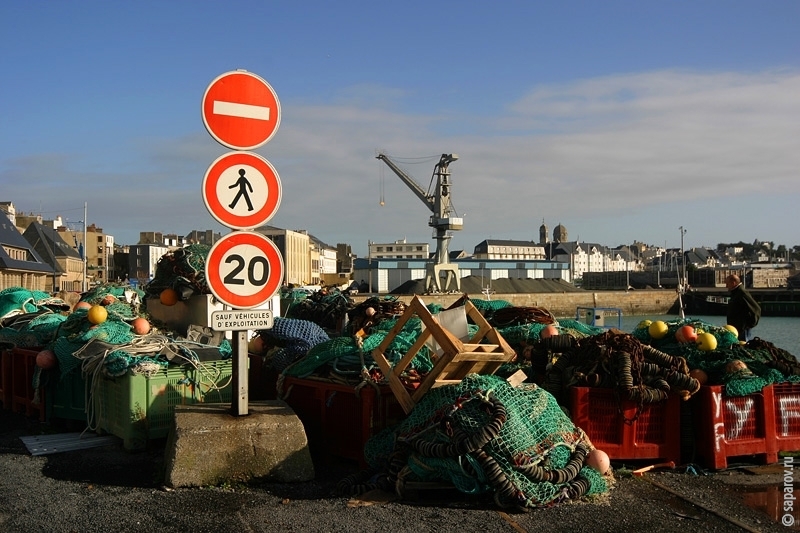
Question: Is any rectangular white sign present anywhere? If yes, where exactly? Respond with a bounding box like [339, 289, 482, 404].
[211, 309, 273, 331]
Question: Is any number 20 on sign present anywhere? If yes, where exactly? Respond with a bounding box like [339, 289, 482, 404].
[205, 231, 285, 309]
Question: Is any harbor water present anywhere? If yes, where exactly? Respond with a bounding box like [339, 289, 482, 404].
[620, 314, 800, 355]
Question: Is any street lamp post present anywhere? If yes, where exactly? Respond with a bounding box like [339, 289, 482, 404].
[678, 226, 687, 319]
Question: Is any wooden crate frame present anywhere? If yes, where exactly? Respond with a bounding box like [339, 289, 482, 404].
[371, 295, 515, 414]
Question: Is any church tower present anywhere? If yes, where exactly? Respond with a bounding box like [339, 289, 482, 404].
[553, 223, 568, 243]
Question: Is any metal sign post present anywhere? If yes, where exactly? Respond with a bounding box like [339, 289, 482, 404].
[201, 69, 282, 416]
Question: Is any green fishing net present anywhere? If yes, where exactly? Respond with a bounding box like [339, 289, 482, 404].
[0, 285, 231, 380]
[0, 311, 67, 348]
[0, 287, 66, 319]
[468, 298, 513, 320]
[143, 243, 211, 298]
[80, 285, 145, 320]
[631, 317, 800, 396]
[282, 313, 471, 378]
[363, 374, 609, 508]
[284, 296, 600, 382]
[52, 308, 141, 377]
[284, 291, 353, 332]
[0, 287, 71, 347]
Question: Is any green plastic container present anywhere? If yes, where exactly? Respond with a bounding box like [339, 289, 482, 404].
[49, 368, 88, 423]
[95, 360, 233, 450]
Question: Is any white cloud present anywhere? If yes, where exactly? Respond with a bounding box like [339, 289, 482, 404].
[4, 69, 798, 255]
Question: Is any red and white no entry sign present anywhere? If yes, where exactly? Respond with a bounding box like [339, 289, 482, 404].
[205, 231, 284, 309]
[202, 70, 281, 150]
[202, 151, 282, 229]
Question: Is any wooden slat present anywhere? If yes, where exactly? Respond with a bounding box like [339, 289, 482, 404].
[372, 294, 516, 414]
[451, 352, 514, 362]
[431, 380, 463, 388]
[461, 344, 499, 353]
[393, 329, 431, 377]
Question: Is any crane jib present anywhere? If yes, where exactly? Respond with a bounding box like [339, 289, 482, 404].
[376, 152, 464, 293]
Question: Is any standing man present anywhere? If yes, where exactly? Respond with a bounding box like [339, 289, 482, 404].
[725, 273, 761, 342]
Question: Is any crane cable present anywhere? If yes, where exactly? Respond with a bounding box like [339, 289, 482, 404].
[377, 152, 461, 216]
[379, 160, 385, 206]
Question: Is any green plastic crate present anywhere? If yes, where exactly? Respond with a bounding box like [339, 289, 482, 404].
[95, 359, 233, 450]
[48, 368, 88, 423]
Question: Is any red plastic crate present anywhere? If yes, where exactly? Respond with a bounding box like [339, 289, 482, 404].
[281, 376, 406, 467]
[248, 353, 279, 401]
[772, 383, 800, 453]
[1, 349, 11, 409]
[569, 386, 681, 463]
[693, 384, 778, 469]
[9, 347, 46, 421]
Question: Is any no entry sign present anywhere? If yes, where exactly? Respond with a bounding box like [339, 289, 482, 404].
[202, 151, 282, 229]
[202, 70, 281, 150]
[205, 231, 284, 309]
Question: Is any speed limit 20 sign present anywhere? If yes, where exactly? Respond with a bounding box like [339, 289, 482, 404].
[205, 231, 284, 309]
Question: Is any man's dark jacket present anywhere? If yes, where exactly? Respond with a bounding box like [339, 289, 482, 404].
[727, 284, 761, 339]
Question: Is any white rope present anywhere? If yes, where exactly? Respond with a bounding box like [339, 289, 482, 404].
[74, 334, 233, 435]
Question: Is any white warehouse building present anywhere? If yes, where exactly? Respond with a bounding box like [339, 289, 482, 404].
[352, 257, 571, 294]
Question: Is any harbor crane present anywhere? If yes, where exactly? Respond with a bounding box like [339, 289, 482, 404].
[376, 152, 463, 293]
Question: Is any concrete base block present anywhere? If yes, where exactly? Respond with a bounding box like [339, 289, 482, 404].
[164, 401, 315, 488]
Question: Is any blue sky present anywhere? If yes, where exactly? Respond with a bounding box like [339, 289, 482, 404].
[1, 1, 798, 258]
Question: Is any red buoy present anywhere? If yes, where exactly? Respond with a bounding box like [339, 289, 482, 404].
[36, 349, 58, 370]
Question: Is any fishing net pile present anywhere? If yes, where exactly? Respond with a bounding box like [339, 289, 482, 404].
[534, 330, 701, 410]
[271, 295, 613, 506]
[0, 288, 71, 348]
[142, 243, 211, 300]
[0, 284, 232, 386]
[630, 318, 800, 397]
[275, 296, 606, 386]
[255, 317, 331, 373]
[337, 373, 610, 508]
[275, 299, 439, 380]
[282, 289, 353, 333]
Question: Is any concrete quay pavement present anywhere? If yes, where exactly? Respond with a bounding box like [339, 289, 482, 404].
[0, 406, 790, 533]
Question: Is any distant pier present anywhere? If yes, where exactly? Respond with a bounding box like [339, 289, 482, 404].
[353, 289, 680, 319]
[682, 288, 800, 317]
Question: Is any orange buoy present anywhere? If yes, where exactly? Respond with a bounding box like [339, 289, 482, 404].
[131, 317, 151, 335]
[726, 359, 749, 374]
[36, 349, 58, 370]
[540, 324, 559, 339]
[586, 448, 611, 474]
[73, 301, 92, 312]
[248, 336, 265, 354]
[675, 325, 697, 343]
[689, 368, 708, 386]
[159, 288, 179, 306]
